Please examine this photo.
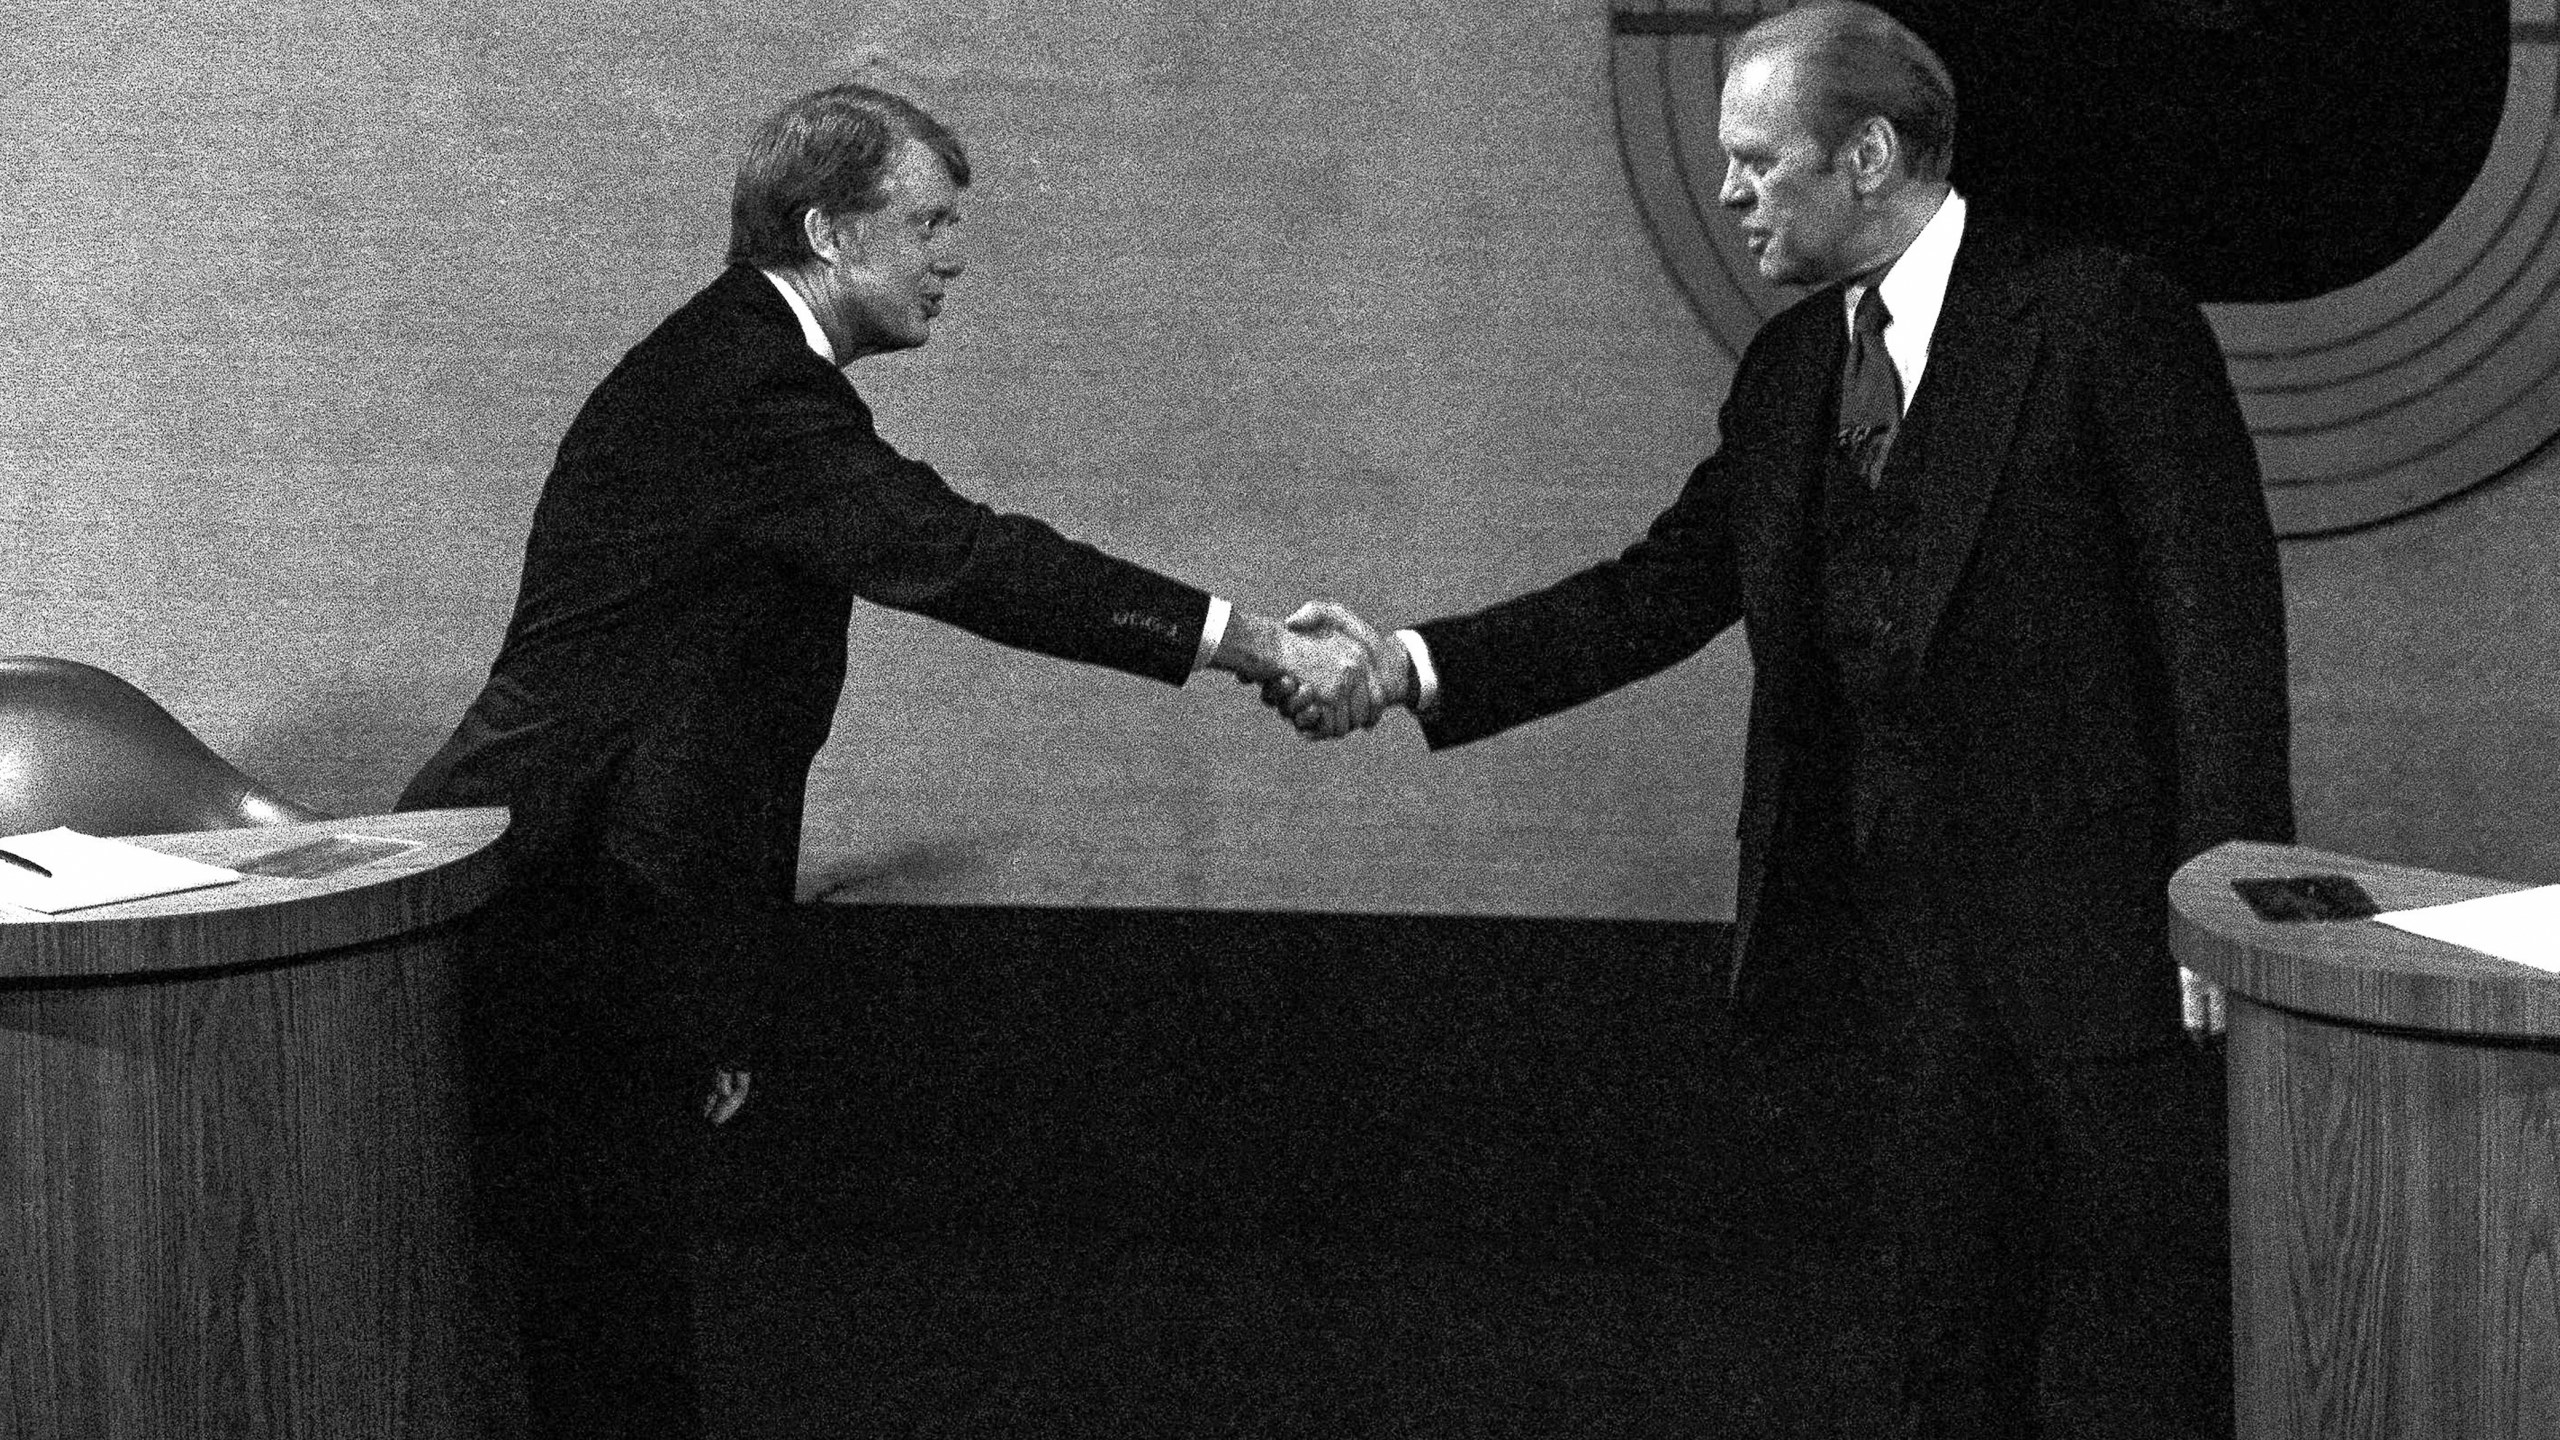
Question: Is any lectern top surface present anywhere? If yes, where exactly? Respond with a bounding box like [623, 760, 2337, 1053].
[0, 807, 507, 983]
[2171, 840, 2560, 1037]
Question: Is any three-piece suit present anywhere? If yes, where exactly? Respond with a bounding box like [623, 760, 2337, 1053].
[1412, 212, 2294, 1435]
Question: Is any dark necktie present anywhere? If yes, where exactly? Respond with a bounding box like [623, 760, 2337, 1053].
[1836, 285, 1901, 488]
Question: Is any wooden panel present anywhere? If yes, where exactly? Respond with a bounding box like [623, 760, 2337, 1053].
[2170, 839, 2560, 1037]
[0, 808, 506, 982]
[0, 929, 478, 1439]
[2227, 998, 2560, 1440]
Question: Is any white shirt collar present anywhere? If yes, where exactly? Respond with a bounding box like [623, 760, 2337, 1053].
[758, 267, 837, 366]
[1843, 188, 1965, 412]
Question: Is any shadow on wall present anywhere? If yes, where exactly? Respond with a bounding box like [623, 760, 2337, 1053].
[228, 676, 472, 820]
[234, 688, 1033, 898]
[800, 839, 1005, 905]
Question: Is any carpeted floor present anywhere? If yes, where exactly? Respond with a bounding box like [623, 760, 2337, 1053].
[472, 1027, 1900, 1440]
[456, 902, 2030, 1436]
[689, 1228, 1894, 1439]
[460, 900, 2243, 1436]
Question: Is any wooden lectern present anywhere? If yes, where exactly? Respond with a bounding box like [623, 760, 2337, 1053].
[0, 808, 508, 1440]
[2171, 840, 2560, 1440]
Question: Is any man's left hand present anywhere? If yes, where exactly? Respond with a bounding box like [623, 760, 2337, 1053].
[704, 1069, 752, 1124]
[2179, 968, 2226, 1043]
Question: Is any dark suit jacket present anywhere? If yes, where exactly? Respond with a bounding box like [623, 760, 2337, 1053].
[401, 264, 1210, 1058]
[1413, 214, 2294, 1059]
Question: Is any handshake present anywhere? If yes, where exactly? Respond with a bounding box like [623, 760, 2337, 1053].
[1216, 600, 1415, 740]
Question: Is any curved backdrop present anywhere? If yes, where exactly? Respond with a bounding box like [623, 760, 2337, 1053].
[1610, 0, 2550, 536]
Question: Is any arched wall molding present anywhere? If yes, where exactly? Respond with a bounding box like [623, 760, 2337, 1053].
[1610, 0, 2554, 537]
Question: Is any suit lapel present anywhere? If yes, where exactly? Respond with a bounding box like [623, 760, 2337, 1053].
[1878, 219, 2041, 682]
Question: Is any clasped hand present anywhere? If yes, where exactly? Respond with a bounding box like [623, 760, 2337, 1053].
[1236, 601, 1411, 740]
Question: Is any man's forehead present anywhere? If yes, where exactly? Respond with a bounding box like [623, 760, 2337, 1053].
[883, 143, 961, 202]
[1719, 54, 1805, 143]
[1723, 52, 1795, 107]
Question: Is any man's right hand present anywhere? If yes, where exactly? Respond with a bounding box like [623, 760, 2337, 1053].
[1212, 607, 1367, 736]
[1265, 600, 1411, 739]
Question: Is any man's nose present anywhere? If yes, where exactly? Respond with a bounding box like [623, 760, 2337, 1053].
[1719, 162, 1750, 210]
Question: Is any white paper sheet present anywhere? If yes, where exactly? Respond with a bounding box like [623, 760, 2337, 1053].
[2375, 885, 2560, 973]
[0, 827, 242, 914]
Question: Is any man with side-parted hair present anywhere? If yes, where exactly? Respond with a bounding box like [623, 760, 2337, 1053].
[1276, 5, 2291, 1435]
[401, 84, 1362, 1438]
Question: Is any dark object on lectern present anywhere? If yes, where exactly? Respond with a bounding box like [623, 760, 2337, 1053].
[2232, 874, 2380, 924]
[0, 656, 324, 837]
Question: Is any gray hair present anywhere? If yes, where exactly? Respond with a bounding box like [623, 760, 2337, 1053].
[1733, 3, 1957, 182]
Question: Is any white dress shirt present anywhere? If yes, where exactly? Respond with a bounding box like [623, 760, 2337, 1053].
[1844, 188, 1965, 413]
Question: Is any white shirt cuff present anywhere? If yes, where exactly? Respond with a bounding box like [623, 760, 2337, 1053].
[1192, 595, 1233, 674]
[1394, 629, 1439, 712]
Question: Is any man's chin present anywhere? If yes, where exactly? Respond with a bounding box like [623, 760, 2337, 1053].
[872, 326, 933, 356]
[1754, 253, 1813, 287]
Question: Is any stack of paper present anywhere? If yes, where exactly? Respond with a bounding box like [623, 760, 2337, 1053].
[0, 827, 243, 915]
[2376, 885, 2560, 974]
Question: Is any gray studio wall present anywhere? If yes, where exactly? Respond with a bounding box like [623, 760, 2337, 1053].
[2286, 463, 2560, 888]
[0, 0, 1743, 918]
[0, 0, 2547, 918]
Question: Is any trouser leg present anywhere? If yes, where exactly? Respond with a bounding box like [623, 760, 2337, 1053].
[1861, 929, 2232, 1439]
[463, 899, 712, 1440]
[503, 1049, 707, 1440]
[1865, 948, 2052, 1440]
[2030, 1042, 2233, 1440]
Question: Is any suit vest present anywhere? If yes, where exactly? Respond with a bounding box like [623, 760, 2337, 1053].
[1807, 361, 1940, 860]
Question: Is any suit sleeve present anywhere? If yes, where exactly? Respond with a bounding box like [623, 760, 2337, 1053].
[738, 369, 1211, 686]
[2086, 261, 2295, 861]
[1410, 390, 1757, 750]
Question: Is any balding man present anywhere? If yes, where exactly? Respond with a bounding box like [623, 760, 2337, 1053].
[1285, 5, 2290, 1434]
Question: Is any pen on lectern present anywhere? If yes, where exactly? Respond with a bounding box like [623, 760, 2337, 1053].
[0, 849, 51, 878]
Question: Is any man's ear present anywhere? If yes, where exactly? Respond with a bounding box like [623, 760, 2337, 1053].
[800, 207, 856, 265]
[1845, 116, 1899, 195]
